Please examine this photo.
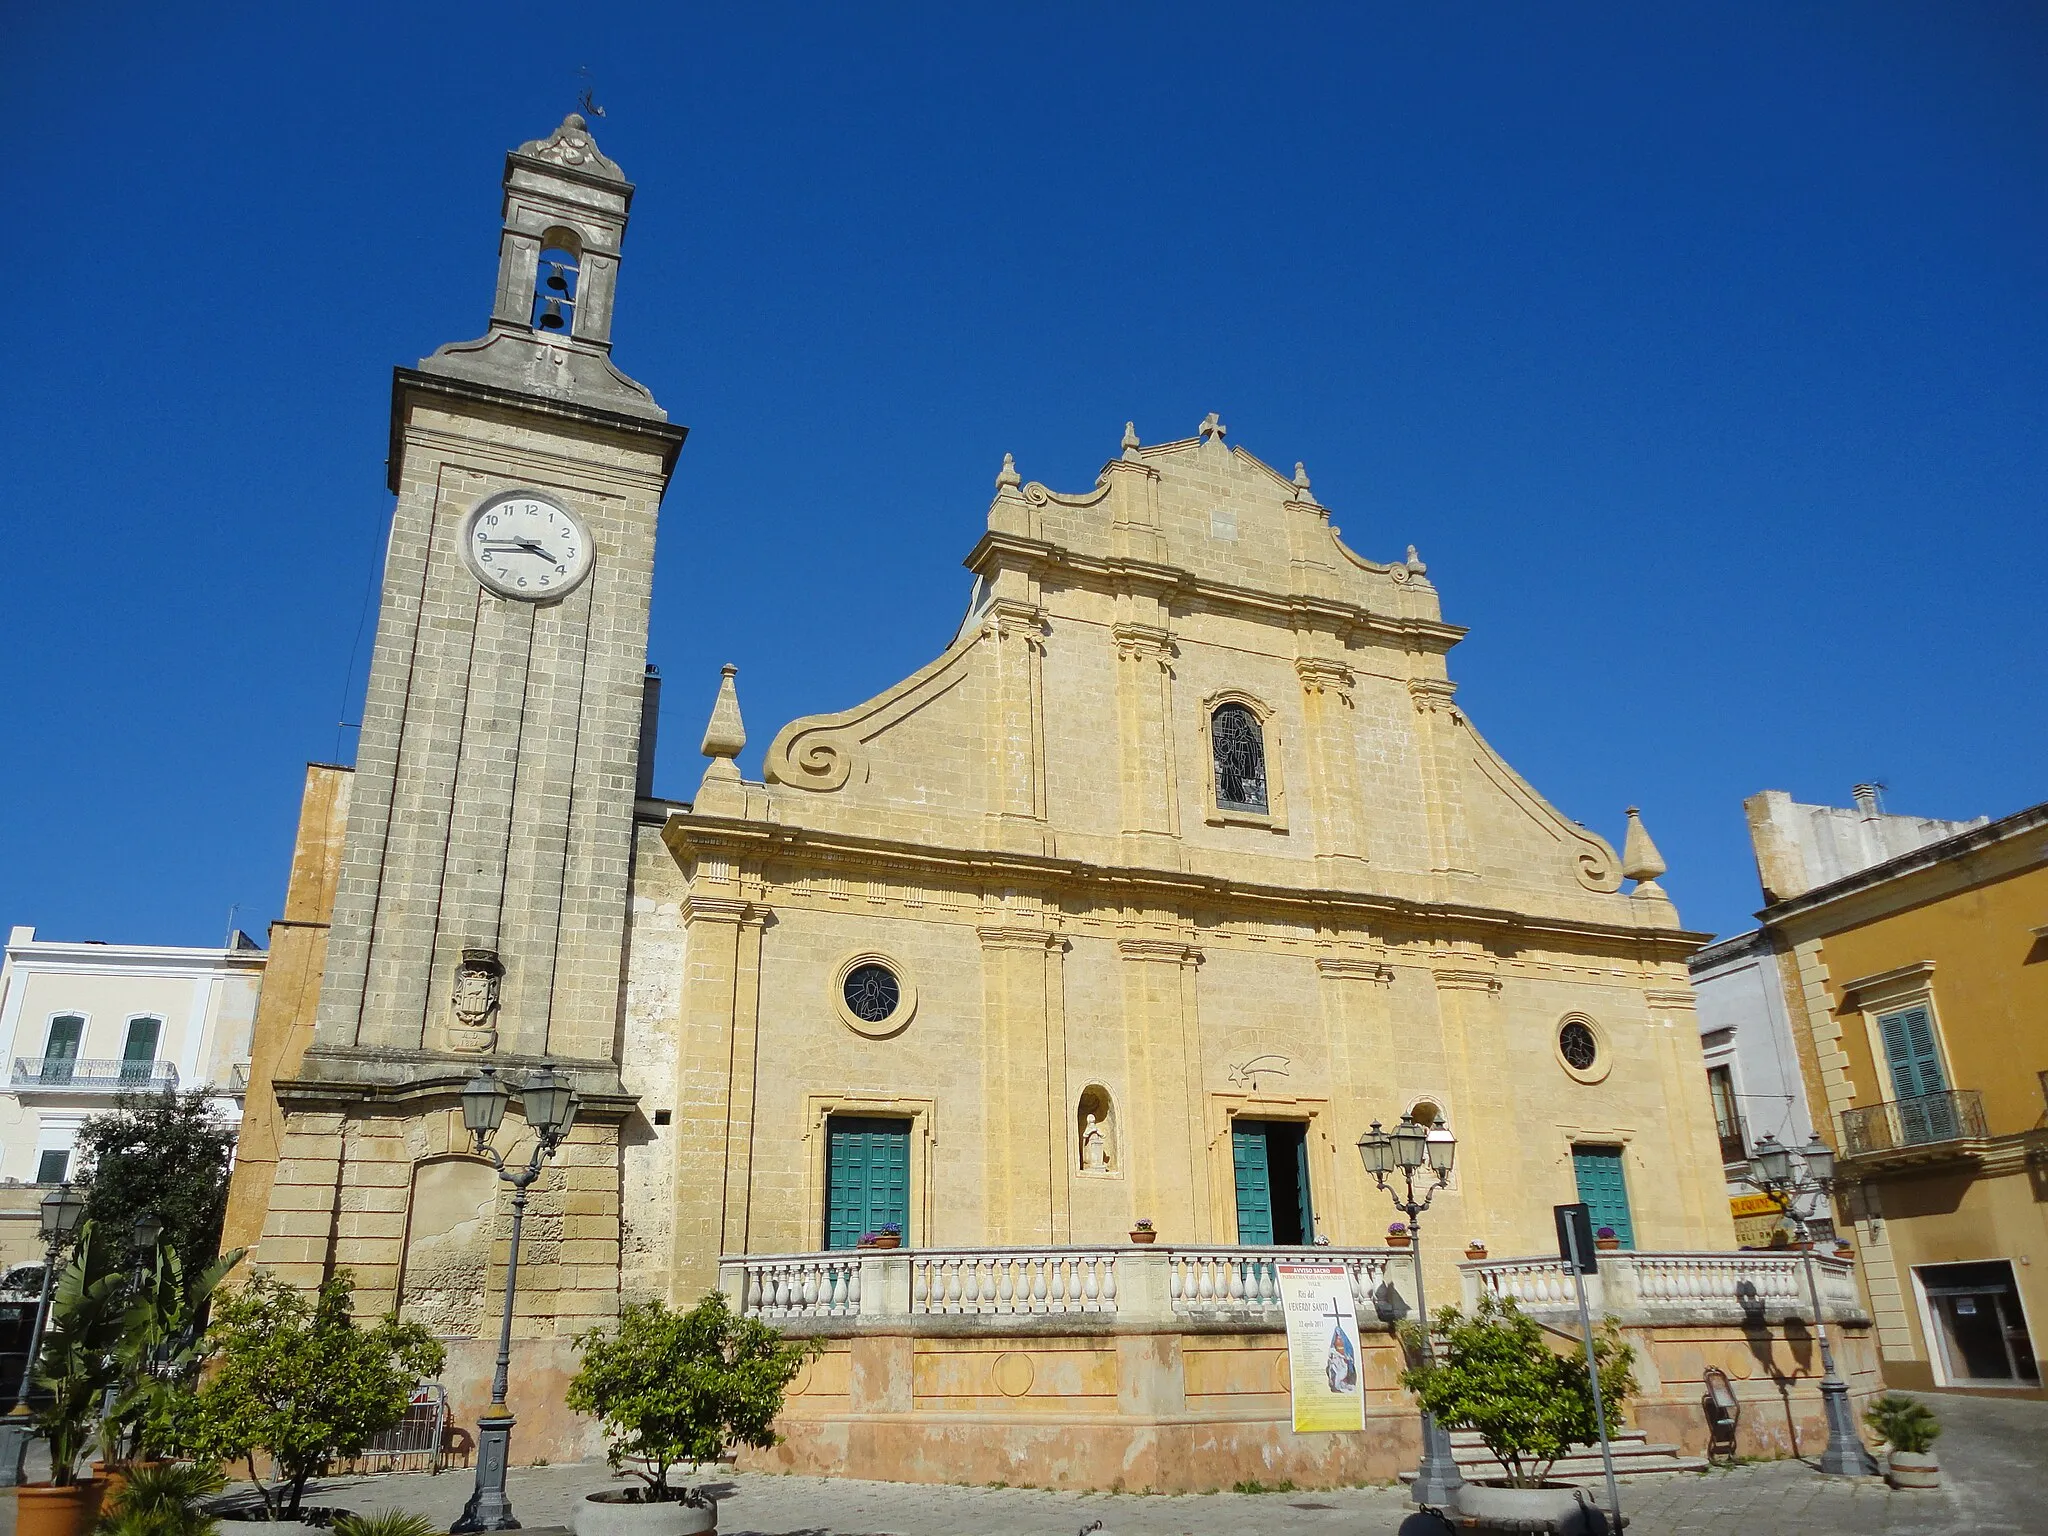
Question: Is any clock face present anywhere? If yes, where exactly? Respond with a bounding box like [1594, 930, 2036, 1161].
[460, 491, 594, 601]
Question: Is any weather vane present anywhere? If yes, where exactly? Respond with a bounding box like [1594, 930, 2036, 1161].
[577, 65, 606, 118]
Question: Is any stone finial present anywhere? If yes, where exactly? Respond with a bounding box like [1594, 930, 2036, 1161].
[700, 664, 747, 780]
[1122, 422, 1142, 461]
[1622, 806, 1669, 893]
[1198, 412, 1227, 445]
[1405, 545, 1428, 576]
[514, 112, 625, 182]
[1292, 462, 1315, 502]
[996, 452, 1022, 491]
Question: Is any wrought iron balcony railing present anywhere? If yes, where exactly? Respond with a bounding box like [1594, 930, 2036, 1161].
[1716, 1119, 1748, 1165]
[1841, 1088, 1987, 1157]
[227, 1062, 251, 1093]
[10, 1058, 179, 1092]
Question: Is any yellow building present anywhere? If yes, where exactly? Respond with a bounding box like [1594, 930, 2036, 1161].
[1749, 789, 2048, 1395]
[226, 113, 1876, 1487]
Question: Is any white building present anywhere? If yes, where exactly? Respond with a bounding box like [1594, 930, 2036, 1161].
[0, 926, 264, 1263]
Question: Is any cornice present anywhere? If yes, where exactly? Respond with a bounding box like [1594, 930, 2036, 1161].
[277, 1046, 635, 1119]
[388, 367, 688, 495]
[1116, 938, 1204, 966]
[962, 530, 1467, 652]
[976, 925, 1063, 953]
[664, 811, 1710, 962]
[678, 894, 769, 927]
[1315, 957, 1394, 983]
[1760, 798, 2048, 935]
[1432, 967, 1503, 994]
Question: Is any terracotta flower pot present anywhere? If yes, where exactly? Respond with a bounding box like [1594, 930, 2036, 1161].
[18, 1482, 105, 1536]
[1129, 1229, 1156, 1244]
[1386, 1233, 1411, 1249]
[1595, 1237, 1621, 1252]
[1464, 1244, 1488, 1261]
[869, 1233, 900, 1250]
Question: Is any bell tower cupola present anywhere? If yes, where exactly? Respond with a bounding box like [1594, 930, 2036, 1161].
[418, 112, 666, 420]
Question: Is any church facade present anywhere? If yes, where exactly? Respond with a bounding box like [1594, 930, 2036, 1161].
[226, 117, 1851, 1485]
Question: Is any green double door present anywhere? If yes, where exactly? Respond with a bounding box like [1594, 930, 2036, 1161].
[1232, 1119, 1314, 1245]
[1571, 1145, 1635, 1250]
[824, 1116, 911, 1250]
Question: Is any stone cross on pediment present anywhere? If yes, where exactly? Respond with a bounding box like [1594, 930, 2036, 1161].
[1198, 412, 1227, 445]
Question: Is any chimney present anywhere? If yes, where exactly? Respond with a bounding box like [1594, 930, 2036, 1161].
[637, 665, 662, 798]
[1852, 783, 1885, 820]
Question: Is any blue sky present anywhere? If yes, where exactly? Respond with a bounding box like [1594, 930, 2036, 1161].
[5, 3, 2044, 949]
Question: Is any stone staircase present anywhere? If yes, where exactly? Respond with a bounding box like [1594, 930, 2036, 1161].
[1406, 1430, 1709, 1488]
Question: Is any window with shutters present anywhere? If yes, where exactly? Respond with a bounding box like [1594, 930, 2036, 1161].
[1875, 1004, 1957, 1144]
[121, 1016, 163, 1084]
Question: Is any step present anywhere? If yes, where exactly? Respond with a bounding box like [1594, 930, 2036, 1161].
[1406, 1430, 1709, 1487]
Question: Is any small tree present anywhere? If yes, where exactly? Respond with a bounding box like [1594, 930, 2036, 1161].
[566, 1292, 817, 1503]
[32, 1222, 128, 1484]
[1400, 1294, 1636, 1488]
[169, 1270, 444, 1519]
[75, 1090, 239, 1274]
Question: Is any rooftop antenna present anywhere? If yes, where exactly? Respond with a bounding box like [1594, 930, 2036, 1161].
[224, 904, 241, 948]
[577, 65, 606, 118]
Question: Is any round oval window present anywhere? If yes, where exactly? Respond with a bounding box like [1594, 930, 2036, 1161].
[842, 962, 901, 1024]
[1559, 1019, 1599, 1071]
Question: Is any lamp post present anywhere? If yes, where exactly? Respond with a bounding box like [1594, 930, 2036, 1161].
[0, 1183, 87, 1484]
[1742, 1132, 1877, 1477]
[1360, 1115, 1463, 1506]
[453, 1066, 580, 1534]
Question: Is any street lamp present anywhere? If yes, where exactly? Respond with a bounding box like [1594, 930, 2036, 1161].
[1359, 1114, 1463, 1507]
[452, 1066, 580, 1534]
[1741, 1133, 1877, 1477]
[0, 1183, 88, 1484]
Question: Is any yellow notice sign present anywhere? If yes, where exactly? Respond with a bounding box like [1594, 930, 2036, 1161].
[1730, 1193, 1790, 1248]
[1276, 1262, 1367, 1433]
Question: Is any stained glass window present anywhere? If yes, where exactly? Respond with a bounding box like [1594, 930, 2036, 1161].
[1560, 1020, 1599, 1071]
[843, 963, 901, 1024]
[1212, 703, 1269, 812]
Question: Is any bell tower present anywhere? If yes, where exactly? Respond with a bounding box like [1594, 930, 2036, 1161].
[248, 114, 683, 1366]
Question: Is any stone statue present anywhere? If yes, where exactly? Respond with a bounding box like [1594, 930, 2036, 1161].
[1081, 1113, 1108, 1172]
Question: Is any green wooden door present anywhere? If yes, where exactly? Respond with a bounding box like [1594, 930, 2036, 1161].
[1571, 1145, 1635, 1250]
[1232, 1124, 1274, 1244]
[1877, 1006, 1953, 1142]
[824, 1117, 911, 1250]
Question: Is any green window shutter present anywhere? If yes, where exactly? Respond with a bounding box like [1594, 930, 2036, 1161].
[1233, 1124, 1274, 1245]
[1571, 1145, 1635, 1251]
[44, 1016, 81, 1061]
[121, 1018, 161, 1083]
[1877, 1007, 1947, 1098]
[825, 1117, 912, 1250]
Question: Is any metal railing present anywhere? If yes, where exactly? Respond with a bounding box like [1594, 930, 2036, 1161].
[1841, 1088, 1987, 1156]
[227, 1062, 251, 1092]
[10, 1058, 179, 1091]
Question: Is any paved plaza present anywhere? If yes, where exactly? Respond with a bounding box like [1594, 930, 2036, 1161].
[5, 1391, 2029, 1536]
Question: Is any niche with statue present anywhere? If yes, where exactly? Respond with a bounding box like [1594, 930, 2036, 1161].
[1077, 1086, 1118, 1175]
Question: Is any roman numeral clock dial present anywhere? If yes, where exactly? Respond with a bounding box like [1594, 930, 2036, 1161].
[460, 490, 595, 600]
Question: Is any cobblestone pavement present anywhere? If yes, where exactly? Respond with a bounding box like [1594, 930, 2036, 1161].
[3, 1392, 2039, 1536]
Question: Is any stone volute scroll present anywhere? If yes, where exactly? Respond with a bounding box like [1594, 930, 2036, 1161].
[449, 948, 503, 1053]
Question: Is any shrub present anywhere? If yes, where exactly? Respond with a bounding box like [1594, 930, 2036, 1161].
[75, 1091, 239, 1276]
[96, 1460, 226, 1536]
[1865, 1394, 1941, 1455]
[566, 1292, 817, 1501]
[34, 1223, 129, 1484]
[168, 1270, 444, 1519]
[332, 1514, 440, 1536]
[1399, 1294, 1636, 1488]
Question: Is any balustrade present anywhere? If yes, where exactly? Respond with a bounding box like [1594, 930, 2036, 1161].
[911, 1249, 1118, 1315]
[1462, 1250, 1865, 1324]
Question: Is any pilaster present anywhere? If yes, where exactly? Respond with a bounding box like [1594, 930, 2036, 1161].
[976, 924, 1067, 1244]
[982, 599, 1051, 857]
[1112, 620, 1182, 866]
[1117, 935, 1208, 1241]
[1296, 655, 1368, 881]
[1408, 677, 1476, 885]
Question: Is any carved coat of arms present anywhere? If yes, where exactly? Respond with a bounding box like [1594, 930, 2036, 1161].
[449, 948, 503, 1053]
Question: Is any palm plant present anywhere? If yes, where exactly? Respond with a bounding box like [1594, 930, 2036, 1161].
[97, 1459, 227, 1536]
[32, 1222, 128, 1484]
[101, 1244, 246, 1464]
[1864, 1394, 1941, 1455]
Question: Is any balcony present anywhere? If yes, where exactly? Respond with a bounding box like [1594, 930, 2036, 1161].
[1841, 1088, 1988, 1161]
[1716, 1119, 1748, 1166]
[10, 1058, 179, 1093]
[1464, 1249, 1865, 1325]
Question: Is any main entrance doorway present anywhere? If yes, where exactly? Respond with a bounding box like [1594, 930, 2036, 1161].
[824, 1116, 911, 1250]
[1918, 1260, 2039, 1386]
[1232, 1119, 1313, 1245]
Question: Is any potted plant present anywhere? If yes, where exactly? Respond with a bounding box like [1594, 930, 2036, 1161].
[21, 1223, 128, 1536]
[1594, 1227, 1621, 1252]
[1464, 1240, 1489, 1261]
[1401, 1294, 1635, 1534]
[1866, 1394, 1941, 1489]
[1385, 1222, 1411, 1249]
[168, 1269, 444, 1525]
[99, 1241, 246, 1493]
[1129, 1219, 1156, 1245]
[857, 1224, 901, 1251]
[566, 1291, 818, 1536]
[96, 1460, 227, 1536]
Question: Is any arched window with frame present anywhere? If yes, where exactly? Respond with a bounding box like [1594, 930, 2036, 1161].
[1211, 702, 1269, 813]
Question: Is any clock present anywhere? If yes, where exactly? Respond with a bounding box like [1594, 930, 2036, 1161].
[460, 490, 594, 601]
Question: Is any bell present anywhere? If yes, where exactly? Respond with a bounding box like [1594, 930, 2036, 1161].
[545, 264, 569, 293]
[538, 298, 566, 330]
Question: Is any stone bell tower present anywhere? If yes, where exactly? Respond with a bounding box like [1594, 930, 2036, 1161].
[242, 114, 682, 1429]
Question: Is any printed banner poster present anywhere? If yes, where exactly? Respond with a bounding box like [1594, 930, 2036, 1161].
[1276, 1262, 1367, 1433]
